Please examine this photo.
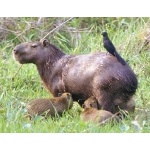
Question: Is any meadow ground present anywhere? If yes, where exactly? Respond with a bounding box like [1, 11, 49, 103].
[0, 17, 150, 132]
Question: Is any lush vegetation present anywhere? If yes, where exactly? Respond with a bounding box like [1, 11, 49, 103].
[0, 17, 150, 133]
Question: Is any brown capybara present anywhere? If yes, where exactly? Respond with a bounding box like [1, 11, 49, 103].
[13, 39, 138, 114]
[80, 108, 120, 125]
[26, 92, 73, 118]
[82, 96, 100, 109]
[83, 96, 135, 113]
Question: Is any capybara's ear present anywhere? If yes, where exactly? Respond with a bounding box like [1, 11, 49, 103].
[40, 39, 49, 47]
[66, 93, 71, 98]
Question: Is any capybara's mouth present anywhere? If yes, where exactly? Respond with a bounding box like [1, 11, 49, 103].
[13, 52, 26, 64]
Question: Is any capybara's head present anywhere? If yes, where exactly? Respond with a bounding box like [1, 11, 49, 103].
[59, 92, 73, 109]
[13, 39, 64, 65]
[82, 96, 100, 109]
[13, 39, 51, 64]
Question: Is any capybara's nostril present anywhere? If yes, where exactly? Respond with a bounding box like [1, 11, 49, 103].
[13, 48, 16, 53]
[13, 48, 18, 54]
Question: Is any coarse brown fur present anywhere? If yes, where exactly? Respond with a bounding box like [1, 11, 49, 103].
[83, 96, 135, 113]
[13, 39, 138, 114]
[82, 96, 100, 109]
[26, 92, 73, 118]
[80, 108, 120, 125]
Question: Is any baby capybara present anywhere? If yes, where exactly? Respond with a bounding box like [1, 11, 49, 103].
[83, 96, 135, 113]
[82, 96, 100, 109]
[13, 39, 138, 113]
[80, 108, 120, 125]
[26, 92, 73, 118]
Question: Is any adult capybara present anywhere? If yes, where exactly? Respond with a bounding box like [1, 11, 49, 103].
[13, 39, 138, 113]
[80, 108, 120, 125]
[26, 92, 73, 118]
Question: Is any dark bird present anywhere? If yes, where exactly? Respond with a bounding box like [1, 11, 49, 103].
[102, 32, 126, 66]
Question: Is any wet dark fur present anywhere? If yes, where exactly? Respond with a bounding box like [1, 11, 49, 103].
[13, 39, 138, 113]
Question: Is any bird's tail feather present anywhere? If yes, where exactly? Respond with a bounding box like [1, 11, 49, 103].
[114, 51, 126, 66]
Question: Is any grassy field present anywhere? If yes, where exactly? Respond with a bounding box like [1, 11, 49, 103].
[0, 17, 150, 133]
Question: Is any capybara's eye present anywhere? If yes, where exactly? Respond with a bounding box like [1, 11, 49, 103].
[31, 44, 37, 48]
[90, 103, 92, 107]
[82, 104, 85, 108]
[67, 93, 71, 98]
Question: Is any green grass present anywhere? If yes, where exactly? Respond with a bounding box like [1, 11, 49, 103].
[0, 17, 150, 132]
